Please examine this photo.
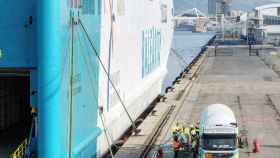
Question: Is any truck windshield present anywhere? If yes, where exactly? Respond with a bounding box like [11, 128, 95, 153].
[202, 134, 236, 151]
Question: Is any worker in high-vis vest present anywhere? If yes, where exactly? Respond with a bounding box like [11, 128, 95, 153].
[171, 135, 181, 158]
[190, 124, 199, 158]
[181, 126, 191, 150]
[171, 122, 184, 135]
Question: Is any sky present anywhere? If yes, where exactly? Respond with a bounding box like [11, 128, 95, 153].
[174, 0, 280, 15]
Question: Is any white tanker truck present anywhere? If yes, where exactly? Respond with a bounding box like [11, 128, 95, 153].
[198, 104, 239, 158]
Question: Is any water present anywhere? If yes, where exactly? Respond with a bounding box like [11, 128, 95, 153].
[163, 31, 215, 90]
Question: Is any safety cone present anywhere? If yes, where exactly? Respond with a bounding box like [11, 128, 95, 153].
[252, 138, 261, 153]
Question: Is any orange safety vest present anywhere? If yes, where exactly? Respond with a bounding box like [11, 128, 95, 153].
[171, 140, 181, 150]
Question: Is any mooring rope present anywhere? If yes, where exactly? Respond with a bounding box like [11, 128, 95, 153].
[78, 18, 138, 133]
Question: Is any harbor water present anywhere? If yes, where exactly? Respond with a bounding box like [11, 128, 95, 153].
[163, 31, 214, 90]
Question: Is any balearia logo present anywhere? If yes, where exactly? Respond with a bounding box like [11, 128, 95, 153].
[141, 27, 162, 78]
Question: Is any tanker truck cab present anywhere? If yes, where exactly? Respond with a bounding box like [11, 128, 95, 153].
[199, 104, 239, 158]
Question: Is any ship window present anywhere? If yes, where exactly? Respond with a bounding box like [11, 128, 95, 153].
[82, 0, 95, 14]
[117, 0, 125, 16]
[72, 0, 82, 8]
[161, 4, 167, 23]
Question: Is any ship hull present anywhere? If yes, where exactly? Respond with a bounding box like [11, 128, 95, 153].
[39, 0, 174, 157]
[0, 0, 215, 157]
[96, 0, 174, 156]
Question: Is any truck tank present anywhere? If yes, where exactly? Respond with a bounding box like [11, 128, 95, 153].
[199, 104, 237, 131]
[199, 104, 239, 158]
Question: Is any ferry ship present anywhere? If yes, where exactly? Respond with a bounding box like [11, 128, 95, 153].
[0, 0, 174, 157]
[1, 0, 215, 157]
